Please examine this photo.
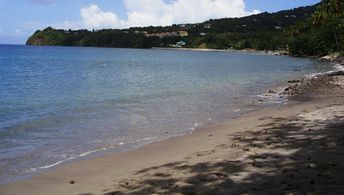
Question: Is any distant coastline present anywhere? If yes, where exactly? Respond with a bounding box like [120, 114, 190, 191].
[26, 4, 317, 56]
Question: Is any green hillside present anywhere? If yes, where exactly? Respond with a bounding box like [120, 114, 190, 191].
[26, 1, 344, 56]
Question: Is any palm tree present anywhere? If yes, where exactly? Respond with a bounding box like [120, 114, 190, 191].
[313, 0, 344, 51]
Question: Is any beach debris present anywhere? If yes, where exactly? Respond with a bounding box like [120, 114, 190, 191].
[70, 180, 75, 184]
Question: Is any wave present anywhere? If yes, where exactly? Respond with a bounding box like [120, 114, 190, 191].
[306, 63, 344, 78]
[27, 137, 159, 174]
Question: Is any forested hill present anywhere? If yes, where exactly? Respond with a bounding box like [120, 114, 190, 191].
[26, 3, 325, 55]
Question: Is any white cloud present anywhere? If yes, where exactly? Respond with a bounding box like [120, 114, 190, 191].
[80, 4, 124, 29]
[53, 0, 260, 30]
[124, 0, 260, 27]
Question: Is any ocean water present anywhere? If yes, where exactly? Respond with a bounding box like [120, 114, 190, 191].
[0, 45, 332, 184]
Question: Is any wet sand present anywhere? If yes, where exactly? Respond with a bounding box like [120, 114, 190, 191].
[1, 72, 344, 195]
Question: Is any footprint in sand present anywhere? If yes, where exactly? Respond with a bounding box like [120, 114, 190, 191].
[216, 144, 229, 149]
[196, 150, 215, 157]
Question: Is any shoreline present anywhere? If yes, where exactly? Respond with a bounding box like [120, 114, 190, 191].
[1, 64, 344, 194]
[152, 47, 288, 56]
[0, 48, 321, 186]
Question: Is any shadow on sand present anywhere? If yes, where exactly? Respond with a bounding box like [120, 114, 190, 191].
[102, 112, 344, 195]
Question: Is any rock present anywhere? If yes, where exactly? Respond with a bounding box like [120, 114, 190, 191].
[213, 172, 227, 178]
[307, 163, 317, 168]
[207, 172, 227, 180]
[174, 181, 191, 188]
[70, 180, 75, 184]
[288, 80, 300, 83]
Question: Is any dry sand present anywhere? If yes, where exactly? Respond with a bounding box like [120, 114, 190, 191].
[1, 72, 344, 195]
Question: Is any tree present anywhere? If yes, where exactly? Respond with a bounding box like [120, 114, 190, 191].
[313, 0, 344, 52]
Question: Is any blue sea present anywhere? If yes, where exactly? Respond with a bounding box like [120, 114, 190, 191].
[0, 45, 332, 184]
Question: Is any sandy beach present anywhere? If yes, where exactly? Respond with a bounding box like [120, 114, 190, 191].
[1, 68, 344, 194]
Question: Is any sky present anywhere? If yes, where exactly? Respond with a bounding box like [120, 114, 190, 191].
[0, 0, 321, 44]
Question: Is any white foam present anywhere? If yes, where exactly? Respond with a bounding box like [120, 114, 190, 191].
[29, 140, 131, 173]
[79, 148, 104, 157]
[257, 92, 287, 104]
[140, 137, 157, 141]
[334, 64, 344, 71]
[31, 156, 75, 171]
[306, 63, 344, 79]
[78, 140, 130, 157]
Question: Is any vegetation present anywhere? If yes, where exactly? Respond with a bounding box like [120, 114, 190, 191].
[286, 0, 344, 55]
[27, 1, 343, 56]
